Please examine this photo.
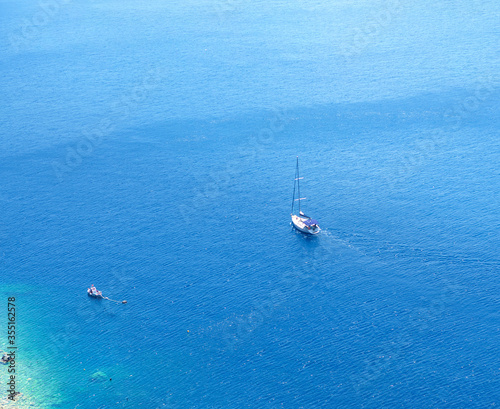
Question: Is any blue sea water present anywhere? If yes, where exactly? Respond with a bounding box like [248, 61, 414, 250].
[0, 0, 499, 407]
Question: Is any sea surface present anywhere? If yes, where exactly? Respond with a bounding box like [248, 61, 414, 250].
[0, 0, 499, 407]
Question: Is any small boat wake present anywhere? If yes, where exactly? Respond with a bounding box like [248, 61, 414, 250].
[318, 229, 367, 255]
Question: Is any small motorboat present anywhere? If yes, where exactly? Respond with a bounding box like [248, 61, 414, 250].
[87, 284, 103, 298]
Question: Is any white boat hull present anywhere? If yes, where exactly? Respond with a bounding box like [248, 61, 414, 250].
[291, 214, 321, 235]
[87, 288, 103, 298]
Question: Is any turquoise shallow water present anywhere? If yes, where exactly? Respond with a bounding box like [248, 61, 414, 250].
[1, 0, 499, 407]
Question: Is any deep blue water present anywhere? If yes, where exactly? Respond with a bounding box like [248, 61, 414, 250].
[1, 0, 499, 407]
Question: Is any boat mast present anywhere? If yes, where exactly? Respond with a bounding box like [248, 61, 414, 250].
[291, 158, 297, 214]
[296, 156, 301, 214]
[291, 157, 305, 215]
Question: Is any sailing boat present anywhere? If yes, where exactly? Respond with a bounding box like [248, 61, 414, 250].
[291, 157, 321, 235]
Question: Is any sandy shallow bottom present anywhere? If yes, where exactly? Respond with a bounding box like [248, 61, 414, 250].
[0, 284, 63, 408]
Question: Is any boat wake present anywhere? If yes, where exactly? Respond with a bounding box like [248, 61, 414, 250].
[316, 229, 366, 255]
